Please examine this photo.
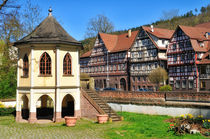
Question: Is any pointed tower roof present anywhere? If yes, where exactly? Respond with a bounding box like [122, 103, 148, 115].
[14, 8, 82, 47]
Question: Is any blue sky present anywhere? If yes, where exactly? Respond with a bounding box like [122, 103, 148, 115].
[21, 0, 210, 41]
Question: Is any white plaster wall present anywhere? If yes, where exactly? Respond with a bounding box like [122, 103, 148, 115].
[108, 103, 210, 118]
[158, 52, 167, 59]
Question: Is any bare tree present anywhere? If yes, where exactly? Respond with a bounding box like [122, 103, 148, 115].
[0, 0, 20, 15]
[0, 0, 8, 11]
[85, 14, 114, 38]
[22, 0, 42, 34]
[148, 67, 168, 90]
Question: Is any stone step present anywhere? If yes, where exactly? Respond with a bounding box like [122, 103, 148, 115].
[83, 89, 121, 122]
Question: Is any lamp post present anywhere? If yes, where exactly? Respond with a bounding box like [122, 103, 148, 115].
[106, 50, 110, 88]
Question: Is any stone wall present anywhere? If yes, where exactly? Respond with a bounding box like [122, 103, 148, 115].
[97, 91, 210, 118]
[109, 103, 210, 118]
[80, 90, 100, 119]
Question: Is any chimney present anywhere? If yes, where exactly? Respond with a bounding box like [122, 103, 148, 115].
[128, 29, 131, 37]
[151, 25, 154, 32]
[205, 32, 209, 39]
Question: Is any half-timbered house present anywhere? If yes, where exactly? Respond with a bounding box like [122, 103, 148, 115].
[167, 25, 210, 91]
[80, 30, 138, 91]
[129, 26, 174, 91]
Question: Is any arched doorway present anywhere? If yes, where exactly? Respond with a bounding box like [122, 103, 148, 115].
[36, 95, 54, 120]
[21, 95, 29, 120]
[120, 78, 126, 91]
[62, 94, 74, 117]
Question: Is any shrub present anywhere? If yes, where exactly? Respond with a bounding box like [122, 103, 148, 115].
[203, 120, 210, 129]
[159, 85, 172, 91]
[0, 108, 15, 116]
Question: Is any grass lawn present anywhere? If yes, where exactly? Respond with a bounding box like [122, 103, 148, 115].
[0, 112, 207, 139]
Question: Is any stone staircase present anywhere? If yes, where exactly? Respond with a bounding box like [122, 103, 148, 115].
[82, 89, 121, 121]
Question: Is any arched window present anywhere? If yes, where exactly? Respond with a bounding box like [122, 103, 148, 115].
[40, 52, 51, 75]
[63, 53, 72, 75]
[23, 54, 29, 76]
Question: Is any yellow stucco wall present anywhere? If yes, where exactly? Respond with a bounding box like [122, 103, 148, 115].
[18, 45, 80, 88]
[59, 48, 79, 87]
[33, 47, 56, 87]
[18, 47, 31, 87]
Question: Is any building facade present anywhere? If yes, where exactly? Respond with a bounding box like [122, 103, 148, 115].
[80, 31, 138, 91]
[129, 26, 174, 91]
[167, 25, 210, 91]
[14, 10, 83, 123]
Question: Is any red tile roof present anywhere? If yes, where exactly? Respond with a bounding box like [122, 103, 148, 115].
[197, 52, 210, 64]
[80, 50, 92, 58]
[179, 25, 210, 41]
[175, 25, 210, 52]
[190, 39, 208, 52]
[142, 26, 174, 39]
[80, 31, 138, 58]
[99, 33, 118, 51]
[99, 31, 139, 53]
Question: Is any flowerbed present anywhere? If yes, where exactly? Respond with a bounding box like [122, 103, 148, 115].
[0, 101, 15, 116]
[167, 114, 210, 137]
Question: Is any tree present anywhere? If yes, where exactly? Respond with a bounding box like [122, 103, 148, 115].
[22, 0, 42, 34]
[148, 67, 168, 91]
[0, 0, 8, 11]
[200, 7, 206, 14]
[85, 14, 114, 38]
[0, 0, 42, 98]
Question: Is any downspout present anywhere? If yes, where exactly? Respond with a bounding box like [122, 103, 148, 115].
[195, 53, 199, 92]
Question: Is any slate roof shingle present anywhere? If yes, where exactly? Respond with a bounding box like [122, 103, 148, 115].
[14, 15, 82, 46]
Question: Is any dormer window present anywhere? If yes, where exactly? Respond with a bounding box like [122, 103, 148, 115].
[199, 41, 204, 47]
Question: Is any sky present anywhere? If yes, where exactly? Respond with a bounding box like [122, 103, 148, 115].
[20, 0, 210, 41]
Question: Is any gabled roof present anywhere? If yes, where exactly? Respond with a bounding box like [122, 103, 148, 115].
[80, 50, 92, 58]
[142, 26, 174, 39]
[99, 31, 139, 53]
[179, 25, 210, 41]
[99, 33, 118, 51]
[80, 31, 138, 58]
[14, 14, 82, 47]
[172, 25, 210, 52]
[190, 39, 209, 52]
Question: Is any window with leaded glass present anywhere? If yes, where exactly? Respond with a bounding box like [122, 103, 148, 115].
[23, 54, 29, 76]
[40, 52, 51, 75]
[63, 53, 72, 75]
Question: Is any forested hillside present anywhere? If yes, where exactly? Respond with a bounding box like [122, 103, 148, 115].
[80, 4, 210, 55]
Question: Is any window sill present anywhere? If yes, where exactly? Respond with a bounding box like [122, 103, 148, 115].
[63, 74, 74, 77]
[38, 75, 52, 77]
[21, 75, 28, 78]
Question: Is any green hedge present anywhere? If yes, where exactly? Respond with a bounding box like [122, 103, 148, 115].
[0, 108, 15, 116]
